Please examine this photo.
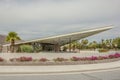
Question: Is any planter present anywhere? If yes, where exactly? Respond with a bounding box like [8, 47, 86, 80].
[0, 57, 119, 66]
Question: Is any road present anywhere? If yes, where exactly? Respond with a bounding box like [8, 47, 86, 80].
[0, 68, 120, 80]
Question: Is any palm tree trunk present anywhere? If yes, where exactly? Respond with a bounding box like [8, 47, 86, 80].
[10, 39, 15, 53]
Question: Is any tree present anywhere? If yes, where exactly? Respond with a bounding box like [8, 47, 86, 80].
[81, 39, 88, 49]
[71, 41, 78, 51]
[20, 45, 33, 53]
[6, 32, 21, 53]
[112, 37, 120, 49]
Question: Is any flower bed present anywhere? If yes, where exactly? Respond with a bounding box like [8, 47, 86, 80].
[0, 53, 120, 65]
[10, 56, 33, 62]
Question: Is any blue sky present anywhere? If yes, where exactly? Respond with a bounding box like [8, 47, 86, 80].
[0, 0, 120, 42]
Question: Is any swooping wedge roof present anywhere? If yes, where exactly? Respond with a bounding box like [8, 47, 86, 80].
[3, 26, 113, 46]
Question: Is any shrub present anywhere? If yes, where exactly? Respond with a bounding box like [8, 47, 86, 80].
[20, 45, 34, 53]
[0, 57, 4, 62]
[98, 49, 109, 53]
[19, 56, 32, 61]
[70, 57, 81, 61]
[97, 56, 108, 60]
[114, 53, 120, 58]
[10, 56, 33, 62]
[9, 58, 16, 62]
[90, 56, 98, 60]
[53, 57, 68, 62]
[39, 58, 49, 62]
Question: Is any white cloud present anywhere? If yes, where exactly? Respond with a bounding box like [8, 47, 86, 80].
[0, 0, 119, 25]
[0, 0, 120, 40]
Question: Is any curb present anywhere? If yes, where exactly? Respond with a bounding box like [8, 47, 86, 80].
[0, 67, 120, 74]
[0, 60, 120, 74]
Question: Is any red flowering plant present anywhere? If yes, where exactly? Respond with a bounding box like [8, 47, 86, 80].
[108, 53, 120, 59]
[114, 53, 120, 58]
[18, 56, 32, 62]
[0, 57, 4, 62]
[89, 56, 98, 60]
[10, 56, 33, 62]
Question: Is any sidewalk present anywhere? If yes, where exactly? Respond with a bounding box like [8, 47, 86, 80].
[0, 60, 120, 74]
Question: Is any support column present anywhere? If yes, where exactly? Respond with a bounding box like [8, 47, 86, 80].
[69, 38, 72, 52]
[54, 43, 60, 52]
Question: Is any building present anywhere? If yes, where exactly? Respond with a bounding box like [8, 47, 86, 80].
[0, 35, 6, 52]
[2, 26, 113, 53]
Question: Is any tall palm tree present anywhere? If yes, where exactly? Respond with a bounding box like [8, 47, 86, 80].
[92, 41, 97, 50]
[6, 32, 21, 53]
[81, 39, 88, 49]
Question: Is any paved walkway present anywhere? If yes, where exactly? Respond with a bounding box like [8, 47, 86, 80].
[0, 60, 120, 74]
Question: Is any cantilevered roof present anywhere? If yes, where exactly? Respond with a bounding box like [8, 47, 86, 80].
[3, 25, 113, 46]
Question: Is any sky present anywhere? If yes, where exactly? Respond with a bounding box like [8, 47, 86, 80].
[0, 0, 120, 42]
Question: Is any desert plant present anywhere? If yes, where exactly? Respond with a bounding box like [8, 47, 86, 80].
[20, 45, 34, 53]
[39, 58, 49, 62]
[0, 57, 4, 62]
[53, 57, 68, 62]
[70, 56, 81, 61]
[98, 49, 109, 53]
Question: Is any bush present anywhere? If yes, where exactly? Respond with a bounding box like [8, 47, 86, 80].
[20, 45, 34, 53]
[39, 58, 49, 62]
[53, 57, 68, 62]
[0, 57, 4, 62]
[10, 56, 33, 62]
[71, 56, 81, 61]
[98, 49, 109, 53]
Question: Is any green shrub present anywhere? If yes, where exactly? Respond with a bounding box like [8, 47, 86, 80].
[98, 49, 109, 53]
[33, 46, 42, 52]
[20, 45, 34, 53]
[53, 57, 68, 62]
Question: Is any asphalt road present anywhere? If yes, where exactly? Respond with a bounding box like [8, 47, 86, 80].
[0, 69, 120, 80]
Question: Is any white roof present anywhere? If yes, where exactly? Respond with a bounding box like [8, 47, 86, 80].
[3, 25, 113, 46]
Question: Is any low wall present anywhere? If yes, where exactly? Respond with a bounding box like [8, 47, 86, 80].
[0, 51, 120, 60]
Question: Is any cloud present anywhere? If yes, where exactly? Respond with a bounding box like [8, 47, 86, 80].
[0, 0, 120, 40]
[0, 0, 120, 25]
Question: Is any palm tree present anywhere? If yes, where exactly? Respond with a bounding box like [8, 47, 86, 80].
[71, 41, 78, 51]
[88, 41, 97, 50]
[112, 37, 120, 50]
[6, 32, 21, 53]
[81, 39, 88, 49]
[92, 41, 97, 50]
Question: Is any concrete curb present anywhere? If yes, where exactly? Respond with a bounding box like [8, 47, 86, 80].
[0, 60, 120, 74]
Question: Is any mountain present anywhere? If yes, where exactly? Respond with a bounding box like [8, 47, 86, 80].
[0, 35, 6, 45]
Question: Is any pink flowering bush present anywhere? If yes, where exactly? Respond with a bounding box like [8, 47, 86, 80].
[113, 53, 120, 58]
[89, 56, 98, 60]
[71, 53, 120, 61]
[108, 53, 120, 59]
[10, 56, 32, 62]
